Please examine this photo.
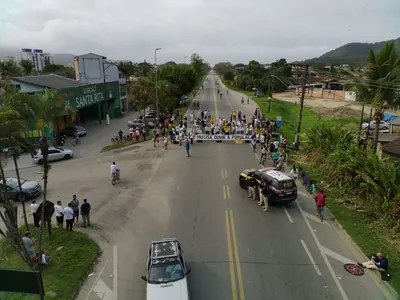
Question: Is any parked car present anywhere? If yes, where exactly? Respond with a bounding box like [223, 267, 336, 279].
[0, 177, 41, 201]
[138, 114, 158, 124]
[60, 125, 87, 137]
[361, 120, 390, 130]
[33, 147, 74, 165]
[128, 119, 155, 128]
[141, 238, 191, 300]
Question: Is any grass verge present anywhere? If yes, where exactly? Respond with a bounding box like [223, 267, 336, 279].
[226, 80, 399, 295]
[0, 226, 99, 300]
[101, 135, 151, 152]
[292, 156, 400, 294]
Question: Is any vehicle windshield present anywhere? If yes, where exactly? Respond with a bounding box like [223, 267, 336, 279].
[55, 147, 64, 151]
[148, 262, 184, 284]
[6, 178, 26, 188]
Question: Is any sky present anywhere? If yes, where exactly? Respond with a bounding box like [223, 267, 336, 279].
[0, 0, 399, 65]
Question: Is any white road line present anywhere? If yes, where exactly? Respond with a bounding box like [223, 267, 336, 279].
[300, 239, 322, 276]
[283, 207, 294, 223]
[93, 279, 113, 300]
[322, 246, 355, 264]
[84, 260, 109, 300]
[296, 201, 349, 300]
[113, 245, 118, 300]
[303, 211, 331, 227]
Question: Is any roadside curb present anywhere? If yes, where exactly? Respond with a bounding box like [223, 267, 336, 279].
[69, 236, 102, 300]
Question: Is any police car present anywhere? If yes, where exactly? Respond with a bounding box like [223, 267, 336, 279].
[141, 238, 191, 300]
[239, 167, 297, 204]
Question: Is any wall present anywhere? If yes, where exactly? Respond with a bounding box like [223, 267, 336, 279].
[74, 53, 119, 84]
[11, 80, 45, 93]
[296, 87, 345, 100]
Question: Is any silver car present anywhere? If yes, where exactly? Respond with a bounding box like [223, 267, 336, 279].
[0, 177, 41, 201]
[33, 146, 74, 165]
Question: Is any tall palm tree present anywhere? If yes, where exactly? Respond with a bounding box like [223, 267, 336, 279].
[20, 59, 35, 76]
[35, 89, 75, 256]
[345, 42, 400, 152]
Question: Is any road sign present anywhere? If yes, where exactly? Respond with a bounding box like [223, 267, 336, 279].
[276, 116, 282, 128]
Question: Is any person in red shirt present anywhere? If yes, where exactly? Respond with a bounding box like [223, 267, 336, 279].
[313, 190, 327, 217]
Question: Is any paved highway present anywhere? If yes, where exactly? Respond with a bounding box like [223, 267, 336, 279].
[77, 72, 395, 300]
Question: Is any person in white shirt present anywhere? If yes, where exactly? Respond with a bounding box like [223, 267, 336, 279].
[290, 166, 299, 180]
[30, 200, 39, 227]
[64, 203, 75, 231]
[273, 140, 279, 151]
[54, 201, 64, 229]
[110, 162, 119, 178]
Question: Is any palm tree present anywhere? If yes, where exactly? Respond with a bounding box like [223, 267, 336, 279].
[35, 89, 75, 256]
[345, 42, 400, 153]
[0, 107, 34, 268]
[20, 59, 35, 76]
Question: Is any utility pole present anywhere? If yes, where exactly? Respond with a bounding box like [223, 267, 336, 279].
[102, 60, 113, 125]
[358, 104, 365, 147]
[295, 64, 309, 147]
[154, 48, 162, 120]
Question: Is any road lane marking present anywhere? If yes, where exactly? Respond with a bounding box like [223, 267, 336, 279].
[93, 279, 113, 300]
[283, 207, 294, 223]
[300, 239, 322, 276]
[221, 169, 228, 179]
[225, 211, 238, 300]
[113, 245, 118, 300]
[226, 185, 231, 199]
[223, 186, 227, 200]
[84, 260, 109, 300]
[322, 246, 355, 264]
[229, 210, 246, 300]
[225, 169, 228, 179]
[303, 211, 331, 227]
[296, 201, 349, 300]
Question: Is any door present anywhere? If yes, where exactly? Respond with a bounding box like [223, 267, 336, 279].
[48, 149, 61, 161]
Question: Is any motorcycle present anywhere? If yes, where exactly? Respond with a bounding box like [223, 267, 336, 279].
[54, 134, 66, 146]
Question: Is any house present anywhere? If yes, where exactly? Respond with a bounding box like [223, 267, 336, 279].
[381, 138, 400, 159]
[390, 117, 400, 133]
[73, 53, 129, 112]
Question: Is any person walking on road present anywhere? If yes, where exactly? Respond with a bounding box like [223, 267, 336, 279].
[71, 195, 79, 223]
[185, 138, 191, 157]
[64, 203, 74, 231]
[30, 200, 39, 227]
[80, 199, 91, 227]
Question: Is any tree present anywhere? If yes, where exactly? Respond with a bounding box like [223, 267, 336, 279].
[132, 78, 154, 119]
[157, 64, 197, 97]
[20, 59, 34, 75]
[344, 42, 400, 152]
[137, 61, 153, 78]
[191, 53, 208, 81]
[42, 64, 75, 79]
[34, 89, 75, 257]
[0, 60, 22, 79]
[118, 61, 138, 77]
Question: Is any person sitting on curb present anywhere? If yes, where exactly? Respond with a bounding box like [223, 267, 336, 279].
[358, 252, 388, 272]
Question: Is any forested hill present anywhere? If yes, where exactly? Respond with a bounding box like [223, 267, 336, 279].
[302, 37, 400, 66]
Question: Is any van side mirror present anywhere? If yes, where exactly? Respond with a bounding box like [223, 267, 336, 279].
[141, 276, 147, 282]
[186, 269, 192, 275]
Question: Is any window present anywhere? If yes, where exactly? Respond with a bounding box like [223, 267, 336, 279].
[148, 262, 184, 284]
[6, 178, 25, 189]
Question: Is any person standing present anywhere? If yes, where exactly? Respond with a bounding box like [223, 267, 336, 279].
[247, 175, 256, 199]
[80, 199, 91, 228]
[71, 195, 80, 223]
[64, 203, 74, 231]
[55, 201, 64, 229]
[22, 231, 35, 260]
[185, 138, 191, 157]
[30, 200, 39, 227]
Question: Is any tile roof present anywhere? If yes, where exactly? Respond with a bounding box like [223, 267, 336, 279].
[382, 138, 400, 157]
[12, 74, 86, 89]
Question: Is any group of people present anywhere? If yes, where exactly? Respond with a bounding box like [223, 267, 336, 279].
[52, 196, 92, 231]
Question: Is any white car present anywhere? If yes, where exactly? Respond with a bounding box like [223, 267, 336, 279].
[141, 238, 191, 300]
[33, 147, 74, 165]
[361, 120, 390, 130]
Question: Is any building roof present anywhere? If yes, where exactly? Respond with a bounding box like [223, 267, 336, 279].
[382, 138, 400, 157]
[74, 53, 107, 59]
[12, 74, 86, 89]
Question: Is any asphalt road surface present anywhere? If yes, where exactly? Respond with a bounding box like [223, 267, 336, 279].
[75, 72, 395, 300]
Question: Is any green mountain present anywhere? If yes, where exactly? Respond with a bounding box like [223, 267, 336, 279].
[304, 37, 400, 66]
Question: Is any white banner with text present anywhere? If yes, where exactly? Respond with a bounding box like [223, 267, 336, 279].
[195, 134, 252, 141]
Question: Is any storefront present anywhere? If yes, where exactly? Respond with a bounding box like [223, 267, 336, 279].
[55, 81, 121, 130]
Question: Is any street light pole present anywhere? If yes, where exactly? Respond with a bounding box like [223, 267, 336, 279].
[155, 47, 162, 120]
[295, 64, 309, 147]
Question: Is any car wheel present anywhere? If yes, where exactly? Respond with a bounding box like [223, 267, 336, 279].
[38, 159, 44, 165]
[64, 154, 71, 160]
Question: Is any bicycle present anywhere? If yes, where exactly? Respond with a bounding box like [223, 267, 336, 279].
[72, 138, 81, 147]
[111, 171, 120, 185]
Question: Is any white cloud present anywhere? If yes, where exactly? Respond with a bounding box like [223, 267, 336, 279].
[0, 0, 399, 64]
